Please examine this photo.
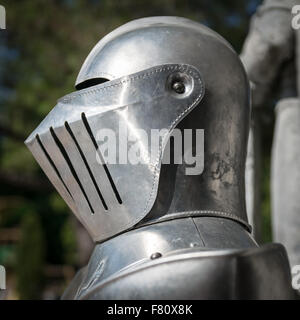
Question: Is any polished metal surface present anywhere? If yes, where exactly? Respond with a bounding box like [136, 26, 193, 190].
[84, 244, 296, 299]
[25, 16, 296, 300]
[76, 16, 235, 86]
[26, 16, 251, 242]
[64, 239, 295, 300]
[75, 16, 251, 229]
[62, 216, 257, 300]
[25, 64, 204, 242]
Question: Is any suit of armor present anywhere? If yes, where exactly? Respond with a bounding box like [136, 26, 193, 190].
[25, 16, 296, 299]
[242, 0, 300, 269]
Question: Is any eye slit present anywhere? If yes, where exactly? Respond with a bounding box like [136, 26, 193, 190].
[75, 78, 109, 90]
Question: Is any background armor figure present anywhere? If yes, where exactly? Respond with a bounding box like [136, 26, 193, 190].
[242, 0, 300, 269]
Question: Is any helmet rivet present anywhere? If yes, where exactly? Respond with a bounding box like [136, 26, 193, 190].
[172, 81, 185, 94]
[190, 242, 199, 248]
[150, 252, 162, 260]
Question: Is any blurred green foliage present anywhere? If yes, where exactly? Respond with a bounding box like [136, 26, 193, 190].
[261, 156, 273, 243]
[16, 211, 45, 299]
[0, 0, 273, 299]
[61, 218, 77, 266]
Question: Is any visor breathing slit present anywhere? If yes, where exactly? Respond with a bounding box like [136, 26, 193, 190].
[81, 112, 123, 205]
[64, 121, 108, 211]
[36, 134, 73, 200]
[49, 127, 95, 214]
